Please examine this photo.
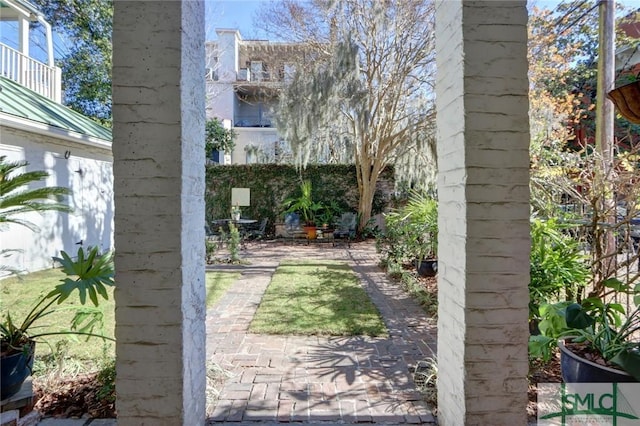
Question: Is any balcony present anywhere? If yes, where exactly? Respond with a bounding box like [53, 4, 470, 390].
[234, 115, 273, 128]
[1, 43, 62, 102]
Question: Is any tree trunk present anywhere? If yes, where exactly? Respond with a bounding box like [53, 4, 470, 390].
[355, 154, 382, 233]
[358, 176, 377, 234]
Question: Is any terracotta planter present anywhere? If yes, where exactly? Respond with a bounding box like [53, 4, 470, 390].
[558, 338, 637, 383]
[607, 80, 640, 124]
[303, 225, 317, 239]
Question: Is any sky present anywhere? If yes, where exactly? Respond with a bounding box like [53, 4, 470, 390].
[3, 0, 640, 62]
[205, 0, 640, 41]
[206, 0, 272, 40]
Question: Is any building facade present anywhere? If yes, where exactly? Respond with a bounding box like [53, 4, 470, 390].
[205, 29, 302, 164]
[0, 0, 113, 274]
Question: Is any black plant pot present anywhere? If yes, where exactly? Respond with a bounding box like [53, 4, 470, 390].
[1, 342, 35, 400]
[558, 339, 637, 383]
[416, 259, 437, 277]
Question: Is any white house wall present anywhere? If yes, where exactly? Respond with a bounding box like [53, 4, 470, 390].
[233, 127, 279, 164]
[205, 80, 235, 122]
[0, 127, 113, 274]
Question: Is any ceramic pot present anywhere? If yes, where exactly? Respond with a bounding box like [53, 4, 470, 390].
[416, 259, 437, 277]
[558, 338, 637, 383]
[1, 341, 35, 400]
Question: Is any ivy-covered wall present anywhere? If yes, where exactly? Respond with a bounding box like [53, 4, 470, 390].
[205, 164, 394, 233]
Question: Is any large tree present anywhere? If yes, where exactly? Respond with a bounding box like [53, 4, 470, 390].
[32, 0, 113, 126]
[256, 0, 437, 231]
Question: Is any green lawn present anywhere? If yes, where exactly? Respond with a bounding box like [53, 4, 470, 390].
[0, 269, 239, 370]
[1, 268, 115, 366]
[249, 260, 387, 336]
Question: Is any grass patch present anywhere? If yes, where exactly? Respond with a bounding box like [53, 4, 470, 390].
[1, 268, 115, 370]
[206, 271, 240, 307]
[1, 269, 238, 372]
[249, 260, 387, 336]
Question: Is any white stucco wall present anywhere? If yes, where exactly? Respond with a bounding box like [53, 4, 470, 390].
[0, 127, 113, 274]
[233, 127, 279, 164]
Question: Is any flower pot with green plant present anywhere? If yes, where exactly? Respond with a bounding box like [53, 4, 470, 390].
[0, 246, 115, 400]
[282, 180, 324, 239]
[231, 204, 241, 221]
[529, 278, 639, 382]
[558, 279, 640, 382]
[378, 190, 437, 274]
[403, 191, 438, 276]
[316, 200, 344, 230]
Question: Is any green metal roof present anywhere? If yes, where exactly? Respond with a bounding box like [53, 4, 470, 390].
[0, 76, 112, 141]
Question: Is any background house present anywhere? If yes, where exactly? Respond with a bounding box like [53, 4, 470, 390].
[616, 8, 640, 76]
[0, 0, 113, 274]
[205, 29, 303, 164]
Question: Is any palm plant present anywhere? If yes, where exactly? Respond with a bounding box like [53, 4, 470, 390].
[0, 155, 72, 231]
[0, 156, 72, 274]
[282, 180, 324, 226]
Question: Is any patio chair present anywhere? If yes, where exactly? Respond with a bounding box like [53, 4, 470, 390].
[333, 212, 357, 247]
[245, 217, 268, 240]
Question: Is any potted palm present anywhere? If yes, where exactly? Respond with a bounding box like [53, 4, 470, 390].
[282, 180, 324, 239]
[0, 156, 110, 400]
[403, 191, 438, 277]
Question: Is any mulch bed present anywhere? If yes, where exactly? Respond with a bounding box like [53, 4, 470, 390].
[34, 373, 116, 419]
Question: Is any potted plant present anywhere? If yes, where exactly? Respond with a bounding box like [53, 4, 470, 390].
[530, 278, 639, 383]
[377, 190, 437, 275]
[316, 200, 344, 230]
[231, 204, 241, 221]
[557, 278, 640, 383]
[1, 246, 115, 400]
[282, 180, 324, 239]
[607, 72, 640, 124]
[403, 191, 438, 277]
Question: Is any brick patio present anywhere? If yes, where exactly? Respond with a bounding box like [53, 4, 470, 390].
[206, 241, 438, 424]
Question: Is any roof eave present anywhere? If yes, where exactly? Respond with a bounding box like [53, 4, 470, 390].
[0, 112, 113, 153]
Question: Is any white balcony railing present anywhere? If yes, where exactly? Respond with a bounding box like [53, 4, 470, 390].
[237, 68, 279, 83]
[0, 43, 62, 103]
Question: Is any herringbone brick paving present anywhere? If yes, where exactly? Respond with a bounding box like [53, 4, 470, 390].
[206, 240, 438, 425]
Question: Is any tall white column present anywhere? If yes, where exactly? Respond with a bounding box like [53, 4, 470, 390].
[112, 1, 206, 424]
[435, 1, 530, 424]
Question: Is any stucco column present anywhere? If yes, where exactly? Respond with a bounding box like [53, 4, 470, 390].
[112, 1, 206, 425]
[435, 1, 530, 424]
